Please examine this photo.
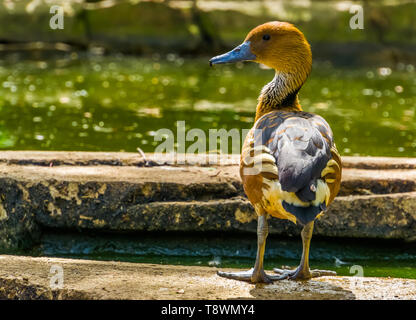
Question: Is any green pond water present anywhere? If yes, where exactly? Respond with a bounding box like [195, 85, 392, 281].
[10, 233, 415, 279]
[0, 54, 415, 156]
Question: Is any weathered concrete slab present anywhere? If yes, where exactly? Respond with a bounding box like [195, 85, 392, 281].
[0, 255, 414, 300]
[0, 152, 415, 249]
[1, 151, 416, 169]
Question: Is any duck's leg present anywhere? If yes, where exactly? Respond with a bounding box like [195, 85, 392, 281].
[217, 214, 280, 283]
[273, 221, 336, 280]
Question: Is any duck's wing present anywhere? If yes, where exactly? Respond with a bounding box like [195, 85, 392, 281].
[245, 111, 341, 224]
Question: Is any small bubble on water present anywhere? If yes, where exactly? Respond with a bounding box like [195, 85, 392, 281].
[59, 96, 70, 104]
[167, 53, 176, 62]
[394, 86, 403, 93]
[378, 67, 391, 76]
[236, 62, 244, 69]
[362, 88, 373, 96]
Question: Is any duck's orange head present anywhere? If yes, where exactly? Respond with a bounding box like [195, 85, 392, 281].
[210, 21, 312, 78]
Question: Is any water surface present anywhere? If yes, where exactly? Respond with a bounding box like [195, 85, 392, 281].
[0, 54, 415, 156]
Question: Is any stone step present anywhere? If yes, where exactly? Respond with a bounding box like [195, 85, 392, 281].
[31, 192, 416, 241]
[0, 152, 415, 249]
[0, 162, 415, 197]
[1, 151, 416, 169]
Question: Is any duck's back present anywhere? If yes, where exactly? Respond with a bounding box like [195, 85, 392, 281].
[240, 111, 342, 225]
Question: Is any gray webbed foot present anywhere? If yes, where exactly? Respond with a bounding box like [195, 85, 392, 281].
[273, 267, 336, 280]
[217, 268, 281, 284]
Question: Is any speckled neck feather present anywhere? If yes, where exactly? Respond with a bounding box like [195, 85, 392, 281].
[255, 72, 303, 121]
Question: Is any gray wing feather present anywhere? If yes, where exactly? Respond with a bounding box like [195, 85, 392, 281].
[254, 111, 333, 202]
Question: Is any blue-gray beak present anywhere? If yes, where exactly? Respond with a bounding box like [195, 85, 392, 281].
[209, 41, 256, 66]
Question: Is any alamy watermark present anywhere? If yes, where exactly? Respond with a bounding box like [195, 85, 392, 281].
[348, 265, 364, 291]
[152, 120, 267, 174]
[49, 264, 64, 289]
[349, 5, 364, 30]
[49, 5, 64, 30]
[46, 4, 363, 33]
[153, 120, 247, 163]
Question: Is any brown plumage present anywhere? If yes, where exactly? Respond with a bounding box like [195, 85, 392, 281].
[210, 21, 342, 282]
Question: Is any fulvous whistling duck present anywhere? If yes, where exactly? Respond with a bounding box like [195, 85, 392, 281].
[210, 21, 342, 282]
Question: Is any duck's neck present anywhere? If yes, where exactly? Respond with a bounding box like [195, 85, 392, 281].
[255, 72, 304, 121]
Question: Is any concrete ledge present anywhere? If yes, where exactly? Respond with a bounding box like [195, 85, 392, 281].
[1, 151, 416, 168]
[0, 255, 414, 300]
[0, 152, 416, 249]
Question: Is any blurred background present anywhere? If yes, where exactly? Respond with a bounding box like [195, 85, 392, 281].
[0, 0, 415, 157]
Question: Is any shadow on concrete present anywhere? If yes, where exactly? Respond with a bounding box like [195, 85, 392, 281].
[232, 279, 356, 300]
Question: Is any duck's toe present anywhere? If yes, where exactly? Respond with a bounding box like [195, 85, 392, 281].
[217, 268, 280, 284]
[273, 266, 336, 280]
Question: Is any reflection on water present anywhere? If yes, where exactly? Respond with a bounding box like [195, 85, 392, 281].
[0, 54, 415, 156]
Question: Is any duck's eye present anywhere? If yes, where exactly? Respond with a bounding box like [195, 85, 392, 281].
[262, 34, 271, 41]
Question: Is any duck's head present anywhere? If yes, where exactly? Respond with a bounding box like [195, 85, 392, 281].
[210, 21, 312, 81]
